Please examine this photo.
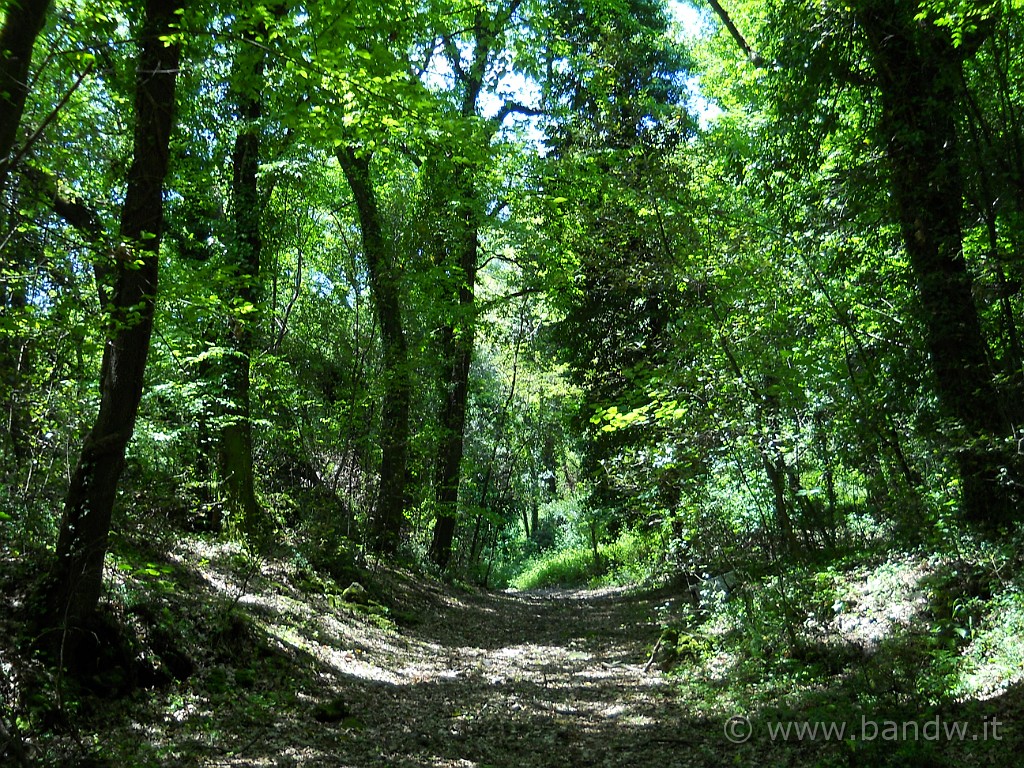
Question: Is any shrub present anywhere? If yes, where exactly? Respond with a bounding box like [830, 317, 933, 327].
[511, 547, 597, 590]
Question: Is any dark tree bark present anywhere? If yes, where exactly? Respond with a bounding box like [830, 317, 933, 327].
[857, 4, 1016, 523]
[0, 0, 52, 191]
[221, 16, 265, 540]
[427, 3, 510, 568]
[337, 147, 411, 554]
[46, 0, 183, 647]
[0, 0, 53, 460]
[428, 169, 479, 569]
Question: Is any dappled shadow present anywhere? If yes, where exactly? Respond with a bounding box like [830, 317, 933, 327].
[376, 572, 665, 653]
[164, 575, 737, 767]
[20, 536, 1023, 767]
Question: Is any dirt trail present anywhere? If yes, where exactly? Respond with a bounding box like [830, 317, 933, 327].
[210, 570, 720, 768]
[159, 551, 1023, 768]
[79, 542, 745, 767]
[15, 543, 1024, 766]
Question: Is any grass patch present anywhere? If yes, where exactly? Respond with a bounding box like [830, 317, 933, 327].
[511, 528, 661, 590]
[512, 547, 597, 589]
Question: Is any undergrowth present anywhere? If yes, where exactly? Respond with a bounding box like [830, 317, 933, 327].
[510, 528, 660, 590]
[658, 528, 1024, 767]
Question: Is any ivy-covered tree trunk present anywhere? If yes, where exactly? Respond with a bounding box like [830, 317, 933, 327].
[337, 147, 411, 554]
[429, 321, 475, 568]
[46, 0, 182, 644]
[0, 0, 52, 191]
[221, 17, 265, 539]
[858, 4, 1016, 523]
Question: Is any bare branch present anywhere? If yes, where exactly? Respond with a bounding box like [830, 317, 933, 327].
[2, 63, 94, 179]
[705, 0, 764, 66]
[478, 287, 540, 314]
[494, 100, 545, 125]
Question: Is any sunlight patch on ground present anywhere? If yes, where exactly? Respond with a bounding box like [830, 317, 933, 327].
[433, 592, 499, 614]
[150, 534, 701, 766]
[573, 664, 646, 681]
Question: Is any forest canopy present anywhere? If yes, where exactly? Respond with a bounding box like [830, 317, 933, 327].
[2, 0, 1024, 603]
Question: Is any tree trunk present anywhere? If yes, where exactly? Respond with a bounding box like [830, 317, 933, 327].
[858, 5, 1016, 523]
[46, 0, 182, 648]
[426, 3, 511, 567]
[761, 449, 796, 555]
[0, 0, 52, 191]
[337, 147, 411, 554]
[428, 205, 478, 569]
[426, 38, 489, 568]
[0, 0, 53, 461]
[221, 17, 265, 541]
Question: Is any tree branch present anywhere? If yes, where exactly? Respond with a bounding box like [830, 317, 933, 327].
[22, 164, 103, 240]
[21, 162, 110, 305]
[442, 35, 469, 84]
[705, 0, 764, 66]
[478, 287, 539, 314]
[494, 100, 545, 125]
[2, 63, 94, 179]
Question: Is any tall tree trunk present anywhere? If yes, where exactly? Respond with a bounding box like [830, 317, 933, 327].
[0, 0, 52, 192]
[337, 147, 411, 554]
[221, 15, 265, 540]
[858, 5, 1016, 523]
[0, 0, 53, 461]
[428, 176, 478, 568]
[45, 0, 182, 648]
[427, 4, 500, 567]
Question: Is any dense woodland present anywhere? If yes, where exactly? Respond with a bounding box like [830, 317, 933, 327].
[3, 0, 1024, 765]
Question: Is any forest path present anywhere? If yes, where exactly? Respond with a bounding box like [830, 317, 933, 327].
[207, 564, 724, 768]
[121, 541, 752, 767]
[312, 580, 708, 768]
[113, 541, 1022, 768]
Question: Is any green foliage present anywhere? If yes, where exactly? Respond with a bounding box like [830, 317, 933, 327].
[3, 3, 1024, 763]
[956, 585, 1024, 695]
[512, 547, 598, 590]
[593, 528, 663, 585]
[510, 525, 663, 589]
